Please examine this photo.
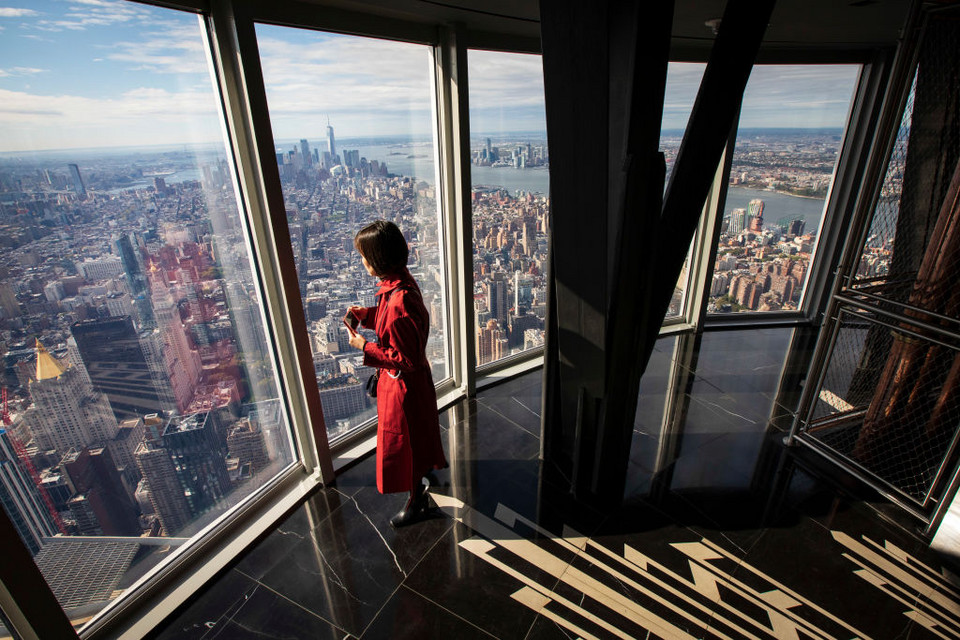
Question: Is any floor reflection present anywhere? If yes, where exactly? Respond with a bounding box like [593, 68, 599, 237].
[152, 327, 956, 640]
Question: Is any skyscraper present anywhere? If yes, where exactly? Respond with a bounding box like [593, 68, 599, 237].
[226, 419, 269, 476]
[0, 283, 20, 319]
[24, 341, 119, 455]
[60, 447, 140, 536]
[299, 138, 312, 167]
[486, 272, 509, 325]
[316, 377, 368, 421]
[729, 208, 747, 235]
[114, 232, 153, 328]
[521, 220, 535, 256]
[343, 149, 360, 169]
[70, 316, 167, 422]
[135, 441, 190, 535]
[476, 319, 507, 365]
[138, 329, 177, 412]
[224, 281, 268, 379]
[68, 163, 86, 199]
[514, 271, 533, 309]
[748, 198, 765, 233]
[151, 278, 203, 413]
[162, 412, 230, 518]
[326, 121, 336, 160]
[0, 428, 59, 554]
[508, 313, 540, 349]
[107, 417, 145, 488]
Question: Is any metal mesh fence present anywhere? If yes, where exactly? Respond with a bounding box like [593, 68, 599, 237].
[851, 12, 960, 309]
[809, 315, 869, 424]
[803, 308, 960, 505]
[850, 69, 917, 291]
[797, 9, 960, 514]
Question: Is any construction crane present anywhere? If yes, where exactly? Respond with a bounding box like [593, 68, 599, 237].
[0, 387, 9, 426]
[1, 387, 67, 534]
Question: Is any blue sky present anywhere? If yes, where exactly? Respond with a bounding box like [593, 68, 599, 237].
[256, 24, 436, 141]
[0, 0, 861, 153]
[0, 0, 222, 152]
[664, 63, 860, 132]
[468, 49, 547, 136]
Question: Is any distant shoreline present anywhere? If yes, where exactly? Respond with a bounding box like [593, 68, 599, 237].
[729, 185, 825, 202]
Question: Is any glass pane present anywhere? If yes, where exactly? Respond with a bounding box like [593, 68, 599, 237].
[661, 63, 706, 319]
[0, 1, 295, 628]
[708, 65, 861, 314]
[255, 25, 448, 440]
[468, 50, 549, 367]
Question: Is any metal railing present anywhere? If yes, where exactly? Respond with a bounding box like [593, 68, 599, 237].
[788, 5, 960, 529]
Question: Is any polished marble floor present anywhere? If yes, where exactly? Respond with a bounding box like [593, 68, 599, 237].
[150, 328, 960, 639]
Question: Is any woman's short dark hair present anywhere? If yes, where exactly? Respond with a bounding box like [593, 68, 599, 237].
[354, 220, 409, 276]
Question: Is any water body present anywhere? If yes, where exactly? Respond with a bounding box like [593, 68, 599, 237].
[723, 187, 826, 234]
[97, 140, 550, 196]
[350, 142, 550, 194]
[351, 143, 824, 224]
[104, 167, 204, 193]
[86, 140, 820, 224]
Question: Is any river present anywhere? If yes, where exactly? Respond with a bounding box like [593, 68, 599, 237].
[117, 141, 826, 232]
[350, 141, 550, 195]
[351, 143, 825, 233]
[722, 187, 826, 234]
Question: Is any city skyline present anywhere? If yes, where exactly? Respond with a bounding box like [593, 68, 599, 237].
[0, 1, 860, 152]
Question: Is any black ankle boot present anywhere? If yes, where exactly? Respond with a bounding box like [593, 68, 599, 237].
[390, 483, 428, 528]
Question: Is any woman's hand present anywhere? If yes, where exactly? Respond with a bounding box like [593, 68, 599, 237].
[347, 305, 364, 317]
[347, 327, 367, 351]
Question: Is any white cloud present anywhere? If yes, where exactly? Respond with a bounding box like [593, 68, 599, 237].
[659, 63, 859, 130]
[70, 0, 121, 7]
[256, 32, 553, 137]
[468, 50, 545, 110]
[106, 23, 208, 74]
[0, 7, 37, 17]
[662, 62, 705, 130]
[0, 66, 46, 77]
[33, 0, 150, 31]
[739, 65, 860, 128]
[0, 85, 224, 151]
[256, 31, 436, 137]
[466, 51, 547, 134]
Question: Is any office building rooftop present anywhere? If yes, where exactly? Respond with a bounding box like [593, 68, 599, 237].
[35, 540, 140, 613]
[162, 414, 209, 438]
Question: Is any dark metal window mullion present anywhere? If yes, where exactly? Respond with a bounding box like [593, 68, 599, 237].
[212, 0, 335, 482]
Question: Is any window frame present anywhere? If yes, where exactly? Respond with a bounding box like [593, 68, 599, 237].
[249, 19, 457, 448]
[465, 46, 551, 375]
[698, 52, 880, 328]
[79, 5, 471, 634]
[0, 2, 335, 637]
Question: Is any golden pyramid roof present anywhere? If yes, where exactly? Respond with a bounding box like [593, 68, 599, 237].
[35, 339, 65, 381]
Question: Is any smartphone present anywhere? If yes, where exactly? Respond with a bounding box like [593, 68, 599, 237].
[343, 310, 360, 331]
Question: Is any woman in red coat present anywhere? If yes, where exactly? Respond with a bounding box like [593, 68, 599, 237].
[346, 220, 448, 527]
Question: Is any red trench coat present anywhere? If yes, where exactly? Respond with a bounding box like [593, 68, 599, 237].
[354, 268, 447, 494]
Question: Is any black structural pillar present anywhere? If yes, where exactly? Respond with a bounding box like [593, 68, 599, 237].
[540, 0, 776, 507]
[539, 0, 673, 500]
